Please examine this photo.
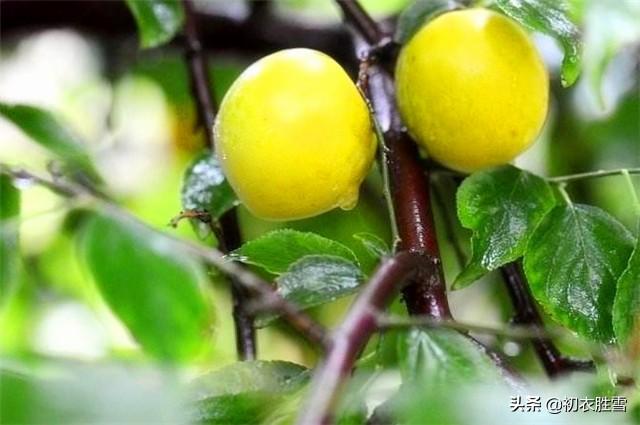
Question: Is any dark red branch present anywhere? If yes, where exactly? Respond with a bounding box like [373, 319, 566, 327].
[357, 40, 451, 320]
[500, 262, 595, 377]
[180, 0, 256, 361]
[385, 128, 451, 318]
[297, 252, 427, 425]
[335, 0, 386, 45]
[182, 0, 217, 147]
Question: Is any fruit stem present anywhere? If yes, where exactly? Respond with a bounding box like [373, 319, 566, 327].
[558, 183, 574, 207]
[181, 0, 257, 361]
[549, 167, 640, 183]
[621, 169, 640, 221]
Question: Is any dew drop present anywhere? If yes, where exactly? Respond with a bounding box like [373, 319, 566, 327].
[337, 188, 359, 210]
[503, 341, 521, 357]
[13, 175, 34, 189]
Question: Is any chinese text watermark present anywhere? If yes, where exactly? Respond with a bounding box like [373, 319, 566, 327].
[510, 395, 627, 414]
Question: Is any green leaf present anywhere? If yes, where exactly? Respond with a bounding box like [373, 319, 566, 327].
[524, 204, 635, 342]
[455, 166, 556, 288]
[190, 361, 308, 424]
[124, 0, 184, 48]
[353, 232, 390, 259]
[230, 229, 358, 274]
[612, 238, 640, 346]
[193, 393, 276, 424]
[278, 255, 363, 306]
[398, 328, 506, 385]
[80, 211, 209, 361]
[181, 151, 239, 219]
[495, 0, 582, 87]
[257, 255, 363, 326]
[395, 0, 462, 44]
[0, 103, 100, 181]
[387, 329, 512, 424]
[192, 361, 307, 398]
[0, 174, 20, 303]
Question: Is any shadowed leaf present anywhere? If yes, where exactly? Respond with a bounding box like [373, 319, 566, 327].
[0, 174, 20, 303]
[455, 166, 556, 288]
[230, 229, 358, 274]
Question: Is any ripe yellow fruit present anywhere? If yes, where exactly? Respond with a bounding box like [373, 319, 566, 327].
[395, 9, 549, 172]
[214, 48, 376, 221]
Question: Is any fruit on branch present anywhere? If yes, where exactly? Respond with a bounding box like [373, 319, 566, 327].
[215, 48, 376, 221]
[395, 9, 549, 173]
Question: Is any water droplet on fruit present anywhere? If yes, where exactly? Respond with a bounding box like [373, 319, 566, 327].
[337, 187, 359, 210]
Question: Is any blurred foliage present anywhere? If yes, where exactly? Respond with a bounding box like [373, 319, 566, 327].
[79, 211, 211, 362]
[0, 103, 101, 182]
[0, 174, 20, 303]
[125, 0, 184, 49]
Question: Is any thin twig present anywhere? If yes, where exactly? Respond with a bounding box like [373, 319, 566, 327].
[297, 252, 429, 425]
[181, 0, 256, 360]
[377, 315, 560, 340]
[500, 262, 595, 377]
[335, 0, 386, 45]
[182, 0, 216, 146]
[1, 166, 329, 350]
[431, 176, 467, 269]
[548, 167, 640, 183]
